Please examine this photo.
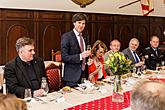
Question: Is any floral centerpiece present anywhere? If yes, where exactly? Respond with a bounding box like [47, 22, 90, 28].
[104, 52, 133, 102]
[104, 52, 133, 75]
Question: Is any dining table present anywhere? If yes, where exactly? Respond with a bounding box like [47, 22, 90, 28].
[28, 71, 165, 110]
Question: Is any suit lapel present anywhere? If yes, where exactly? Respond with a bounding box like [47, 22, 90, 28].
[127, 48, 136, 64]
[16, 58, 32, 86]
[71, 31, 81, 52]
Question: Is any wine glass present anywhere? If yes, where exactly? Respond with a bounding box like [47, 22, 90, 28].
[87, 45, 92, 61]
[87, 45, 91, 51]
[41, 77, 49, 95]
[24, 88, 32, 102]
[81, 78, 86, 84]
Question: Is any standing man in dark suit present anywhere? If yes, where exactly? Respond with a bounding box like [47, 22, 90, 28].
[122, 38, 144, 67]
[61, 13, 91, 87]
[140, 36, 164, 70]
[4, 37, 46, 98]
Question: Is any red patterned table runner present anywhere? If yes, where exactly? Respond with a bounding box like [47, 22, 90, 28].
[65, 91, 130, 110]
[149, 78, 165, 83]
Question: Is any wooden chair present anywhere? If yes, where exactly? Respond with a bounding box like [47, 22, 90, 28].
[51, 49, 62, 62]
[45, 62, 62, 92]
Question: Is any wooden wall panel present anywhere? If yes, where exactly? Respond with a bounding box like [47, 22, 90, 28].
[114, 16, 133, 51]
[134, 17, 150, 53]
[150, 17, 165, 43]
[96, 15, 114, 48]
[6, 25, 29, 61]
[41, 23, 62, 60]
[97, 23, 113, 48]
[0, 8, 165, 65]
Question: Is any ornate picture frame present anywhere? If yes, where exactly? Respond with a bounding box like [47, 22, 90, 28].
[72, 0, 95, 8]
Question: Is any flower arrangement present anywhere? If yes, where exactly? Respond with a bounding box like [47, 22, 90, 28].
[104, 52, 133, 75]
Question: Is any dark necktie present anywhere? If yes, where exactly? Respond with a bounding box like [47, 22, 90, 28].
[79, 34, 85, 70]
[133, 51, 139, 63]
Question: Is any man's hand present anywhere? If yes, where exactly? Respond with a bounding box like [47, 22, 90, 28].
[135, 61, 144, 67]
[82, 50, 91, 58]
[33, 89, 45, 97]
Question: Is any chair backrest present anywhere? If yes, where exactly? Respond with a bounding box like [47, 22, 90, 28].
[55, 50, 61, 62]
[45, 63, 62, 92]
[51, 49, 62, 62]
[51, 49, 55, 61]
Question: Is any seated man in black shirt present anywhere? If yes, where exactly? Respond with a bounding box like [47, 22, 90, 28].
[4, 37, 47, 98]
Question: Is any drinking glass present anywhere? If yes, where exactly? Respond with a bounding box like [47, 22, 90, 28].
[161, 61, 165, 70]
[87, 45, 91, 51]
[141, 65, 147, 74]
[161, 61, 165, 66]
[0, 73, 3, 90]
[81, 78, 86, 84]
[41, 77, 49, 95]
[24, 88, 32, 102]
[137, 68, 141, 76]
[132, 67, 137, 73]
[156, 63, 161, 71]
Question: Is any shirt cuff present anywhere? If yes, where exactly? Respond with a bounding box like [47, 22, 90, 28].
[80, 53, 83, 60]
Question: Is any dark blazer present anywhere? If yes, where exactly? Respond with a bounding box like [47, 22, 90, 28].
[4, 56, 46, 98]
[140, 47, 164, 70]
[61, 30, 87, 83]
[122, 48, 138, 64]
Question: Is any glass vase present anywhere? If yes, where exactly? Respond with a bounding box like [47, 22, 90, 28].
[112, 75, 124, 102]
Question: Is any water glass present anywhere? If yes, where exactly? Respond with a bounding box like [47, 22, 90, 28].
[24, 88, 32, 102]
[156, 63, 161, 71]
[41, 77, 49, 95]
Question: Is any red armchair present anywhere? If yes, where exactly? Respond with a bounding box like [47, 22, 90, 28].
[45, 63, 62, 92]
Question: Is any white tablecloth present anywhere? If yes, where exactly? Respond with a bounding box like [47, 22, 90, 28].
[29, 83, 114, 110]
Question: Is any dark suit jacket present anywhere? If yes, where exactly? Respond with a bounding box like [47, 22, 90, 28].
[122, 48, 137, 64]
[140, 47, 164, 70]
[61, 30, 87, 83]
[4, 56, 46, 98]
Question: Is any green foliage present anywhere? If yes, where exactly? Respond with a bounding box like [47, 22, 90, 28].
[104, 52, 133, 75]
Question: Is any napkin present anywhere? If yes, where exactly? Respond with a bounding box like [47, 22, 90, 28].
[76, 80, 97, 93]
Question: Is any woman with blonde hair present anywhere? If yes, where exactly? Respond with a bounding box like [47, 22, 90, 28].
[0, 93, 27, 110]
[88, 40, 108, 83]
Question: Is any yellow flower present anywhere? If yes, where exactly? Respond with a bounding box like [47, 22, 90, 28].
[104, 52, 133, 75]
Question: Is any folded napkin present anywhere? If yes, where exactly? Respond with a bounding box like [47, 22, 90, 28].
[75, 80, 98, 93]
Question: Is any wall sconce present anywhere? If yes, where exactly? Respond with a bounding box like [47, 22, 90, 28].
[72, 0, 95, 8]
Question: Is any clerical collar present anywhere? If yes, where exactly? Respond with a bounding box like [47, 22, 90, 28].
[20, 59, 32, 66]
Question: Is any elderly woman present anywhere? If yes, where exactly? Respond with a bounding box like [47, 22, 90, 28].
[88, 40, 108, 83]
